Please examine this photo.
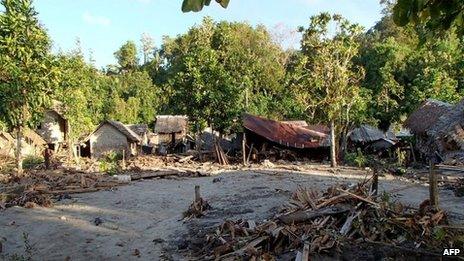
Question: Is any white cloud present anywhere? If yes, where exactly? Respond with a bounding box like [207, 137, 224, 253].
[82, 12, 111, 27]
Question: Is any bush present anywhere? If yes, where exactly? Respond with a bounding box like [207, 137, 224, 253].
[344, 148, 367, 168]
[22, 155, 44, 169]
[98, 151, 122, 175]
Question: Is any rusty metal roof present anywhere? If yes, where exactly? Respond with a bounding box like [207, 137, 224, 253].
[243, 114, 329, 149]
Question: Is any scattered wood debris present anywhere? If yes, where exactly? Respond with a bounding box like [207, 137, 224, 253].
[193, 179, 460, 260]
[183, 185, 211, 220]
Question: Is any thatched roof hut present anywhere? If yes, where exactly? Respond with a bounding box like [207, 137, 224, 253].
[154, 115, 188, 134]
[404, 99, 452, 135]
[428, 99, 464, 152]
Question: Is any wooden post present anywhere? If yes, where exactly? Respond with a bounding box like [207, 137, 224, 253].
[122, 150, 126, 170]
[247, 143, 254, 165]
[330, 120, 337, 168]
[371, 170, 379, 196]
[429, 159, 438, 208]
[194, 185, 201, 203]
[242, 132, 247, 166]
[15, 128, 23, 174]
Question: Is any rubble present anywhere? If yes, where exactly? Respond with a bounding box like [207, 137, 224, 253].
[183, 185, 211, 220]
[192, 178, 460, 260]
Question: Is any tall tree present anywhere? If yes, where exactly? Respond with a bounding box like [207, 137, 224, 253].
[0, 0, 58, 172]
[140, 33, 155, 64]
[114, 41, 139, 72]
[294, 13, 365, 167]
[159, 18, 285, 133]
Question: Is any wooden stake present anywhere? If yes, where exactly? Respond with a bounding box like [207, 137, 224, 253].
[371, 171, 379, 196]
[242, 132, 247, 166]
[429, 160, 439, 208]
[122, 150, 126, 170]
[194, 185, 201, 203]
[247, 143, 254, 165]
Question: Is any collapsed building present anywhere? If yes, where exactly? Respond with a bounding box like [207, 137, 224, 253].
[36, 103, 69, 152]
[242, 114, 330, 161]
[404, 99, 453, 159]
[348, 124, 398, 153]
[152, 115, 189, 153]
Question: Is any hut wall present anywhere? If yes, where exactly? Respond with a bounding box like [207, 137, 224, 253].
[37, 111, 66, 145]
[89, 124, 130, 158]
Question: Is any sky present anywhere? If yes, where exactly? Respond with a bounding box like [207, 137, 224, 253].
[34, 0, 384, 68]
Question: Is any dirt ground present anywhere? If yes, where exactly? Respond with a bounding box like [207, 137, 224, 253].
[1, 166, 463, 260]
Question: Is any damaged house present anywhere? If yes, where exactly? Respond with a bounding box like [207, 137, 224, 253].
[427, 98, 464, 163]
[0, 131, 14, 157]
[404, 99, 452, 157]
[36, 104, 69, 152]
[242, 114, 330, 161]
[21, 128, 47, 156]
[152, 115, 189, 153]
[348, 125, 397, 153]
[80, 120, 141, 159]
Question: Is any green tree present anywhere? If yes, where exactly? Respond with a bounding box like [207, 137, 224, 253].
[114, 41, 139, 72]
[159, 18, 285, 133]
[0, 0, 59, 172]
[182, 0, 229, 12]
[294, 13, 365, 167]
[393, 0, 464, 36]
[55, 51, 105, 159]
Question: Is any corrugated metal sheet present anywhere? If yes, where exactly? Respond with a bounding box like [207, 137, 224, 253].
[243, 114, 329, 149]
[349, 125, 396, 143]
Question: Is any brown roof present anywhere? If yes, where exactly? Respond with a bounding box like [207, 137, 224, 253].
[23, 128, 47, 146]
[154, 115, 188, 134]
[282, 121, 308, 127]
[429, 98, 464, 150]
[306, 124, 330, 136]
[243, 114, 329, 149]
[86, 120, 141, 143]
[127, 124, 149, 137]
[404, 99, 452, 135]
[0, 132, 14, 143]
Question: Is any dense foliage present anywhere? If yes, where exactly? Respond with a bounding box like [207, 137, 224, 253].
[1, 0, 464, 162]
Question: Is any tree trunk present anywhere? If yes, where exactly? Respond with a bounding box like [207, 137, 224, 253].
[330, 120, 337, 168]
[339, 128, 348, 161]
[242, 132, 247, 166]
[15, 127, 23, 174]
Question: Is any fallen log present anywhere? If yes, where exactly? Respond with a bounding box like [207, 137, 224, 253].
[278, 205, 350, 225]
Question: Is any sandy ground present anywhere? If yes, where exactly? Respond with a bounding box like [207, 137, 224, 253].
[1, 167, 463, 260]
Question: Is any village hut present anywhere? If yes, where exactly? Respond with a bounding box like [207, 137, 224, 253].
[80, 120, 141, 159]
[427, 99, 464, 162]
[36, 104, 69, 151]
[153, 115, 188, 145]
[0, 131, 14, 157]
[242, 114, 330, 161]
[22, 128, 47, 156]
[348, 125, 397, 152]
[404, 99, 452, 155]
[127, 124, 150, 145]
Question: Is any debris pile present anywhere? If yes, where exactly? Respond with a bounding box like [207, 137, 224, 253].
[183, 185, 211, 220]
[0, 170, 124, 208]
[195, 180, 458, 259]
